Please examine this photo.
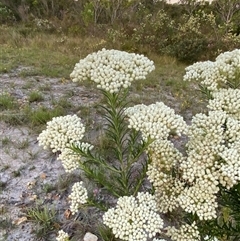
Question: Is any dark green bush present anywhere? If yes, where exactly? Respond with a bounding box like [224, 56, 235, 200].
[171, 36, 208, 63]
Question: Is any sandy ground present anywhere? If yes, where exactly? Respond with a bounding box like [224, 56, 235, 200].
[0, 69, 100, 240]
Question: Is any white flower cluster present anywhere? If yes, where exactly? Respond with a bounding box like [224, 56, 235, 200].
[166, 222, 200, 241]
[177, 177, 219, 220]
[179, 108, 240, 218]
[184, 49, 240, 91]
[182, 111, 227, 182]
[68, 181, 88, 215]
[225, 117, 240, 143]
[147, 139, 184, 171]
[219, 148, 240, 188]
[208, 88, 240, 120]
[103, 192, 163, 241]
[146, 141, 185, 213]
[147, 168, 184, 213]
[179, 111, 225, 219]
[58, 148, 80, 173]
[125, 102, 187, 141]
[183, 60, 220, 90]
[38, 115, 85, 153]
[70, 48, 155, 93]
[216, 49, 240, 81]
[57, 142, 94, 173]
[56, 230, 70, 241]
[126, 103, 187, 214]
[74, 141, 94, 153]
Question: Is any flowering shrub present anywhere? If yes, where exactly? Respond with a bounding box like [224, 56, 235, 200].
[38, 48, 240, 241]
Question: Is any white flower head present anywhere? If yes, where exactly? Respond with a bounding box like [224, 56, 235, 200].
[56, 230, 70, 241]
[68, 181, 88, 215]
[219, 148, 240, 189]
[184, 49, 240, 91]
[149, 171, 184, 213]
[38, 115, 85, 153]
[182, 111, 227, 182]
[57, 142, 94, 173]
[166, 222, 200, 241]
[125, 102, 187, 141]
[103, 192, 163, 241]
[208, 88, 240, 120]
[70, 48, 155, 93]
[58, 148, 80, 173]
[177, 178, 219, 220]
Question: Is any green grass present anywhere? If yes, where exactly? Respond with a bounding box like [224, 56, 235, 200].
[26, 106, 66, 127]
[0, 46, 78, 78]
[39, 83, 52, 91]
[0, 25, 107, 78]
[28, 91, 44, 103]
[0, 181, 7, 192]
[26, 204, 57, 239]
[0, 93, 18, 110]
[15, 139, 30, 149]
[1, 136, 12, 146]
[53, 97, 72, 109]
[0, 25, 205, 119]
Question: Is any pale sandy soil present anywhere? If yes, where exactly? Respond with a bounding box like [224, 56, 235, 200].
[0, 70, 100, 241]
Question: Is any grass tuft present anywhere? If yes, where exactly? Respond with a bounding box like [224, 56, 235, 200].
[0, 93, 18, 110]
[28, 91, 44, 103]
[26, 204, 57, 239]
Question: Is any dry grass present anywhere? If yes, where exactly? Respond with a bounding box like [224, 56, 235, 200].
[0, 25, 107, 77]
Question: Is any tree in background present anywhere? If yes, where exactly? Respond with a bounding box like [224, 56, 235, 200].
[213, 0, 240, 25]
[0, 0, 239, 61]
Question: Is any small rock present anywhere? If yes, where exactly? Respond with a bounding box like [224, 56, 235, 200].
[83, 232, 98, 241]
[0, 173, 11, 183]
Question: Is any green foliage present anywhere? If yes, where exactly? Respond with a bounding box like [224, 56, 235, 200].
[197, 184, 240, 241]
[172, 36, 208, 63]
[0, 3, 15, 23]
[26, 204, 57, 238]
[28, 91, 44, 103]
[15, 139, 30, 149]
[98, 224, 120, 241]
[132, 10, 175, 53]
[1, 1, 240, 62]
[82, 2, 95, 26]
[25, 105, 65, 126]
[1, 136, 12, 146]
[71, 89, 153, 198]
[0, 93, 18, 110]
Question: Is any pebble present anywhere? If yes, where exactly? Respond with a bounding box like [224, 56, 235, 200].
[83, 232, 98, 241]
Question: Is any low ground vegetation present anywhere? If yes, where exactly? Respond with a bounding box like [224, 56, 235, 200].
[0, 2, 240, 239]
[0, 0, 240, 63]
